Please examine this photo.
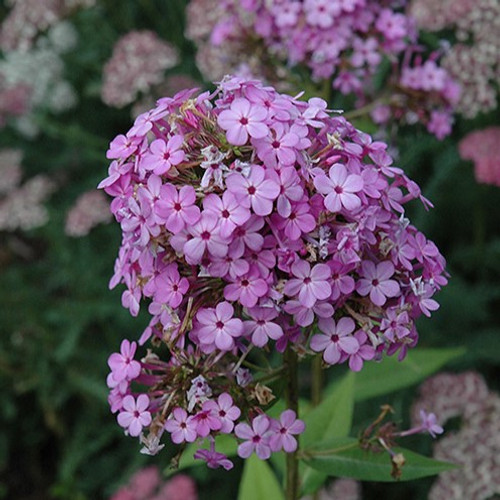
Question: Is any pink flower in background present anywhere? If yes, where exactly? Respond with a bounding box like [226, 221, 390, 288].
[459, 127, 500, 187]
[65, 190, 112, 237]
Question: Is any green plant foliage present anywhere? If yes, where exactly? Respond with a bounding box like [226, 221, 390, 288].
[238, 454, 285, 500]
[302, 437, 458, 482]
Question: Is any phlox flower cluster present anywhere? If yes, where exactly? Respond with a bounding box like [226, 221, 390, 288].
[412, 372, 500, 500]
[101, 30, 180, 109]
[458, 127, 500, 187]
[186, 0, 459, 139]
[101, 76, 446, 469]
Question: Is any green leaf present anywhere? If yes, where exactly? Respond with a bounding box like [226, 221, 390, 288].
[355, 348, 465, 401]
[303, 437, 457, 482]
[238, 454, 285, 500]
[300, 372, 355, 495]
[166, 434, 237, 475]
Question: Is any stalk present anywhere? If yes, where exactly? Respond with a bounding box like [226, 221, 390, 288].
[285, 346, 299, 500]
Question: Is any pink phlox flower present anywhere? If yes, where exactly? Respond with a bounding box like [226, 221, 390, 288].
[328, 260, 356, 301]
[235, 367, 253, 387]
[202, 393, 241, 434]
[345, 331, 376, 372]
[165, 407, 198, 444]
[253, 123, 299, 168]
[235, 414, 272, 459]
[141, 135, 185, 175]
[208, 245, 250, 279]
[195, 301, 244, 351]
[427, 110, 452, 140]
[117, 394, 152, 437]
[203, 192, 251, 238]
[272, 1, 302, 28]
[376, 8, 407, 40]
[155, 184, 200, 234]
[314, 163, 363, 213]
[351, 37, 381, 68]
[217, 97, 269, 146]
[269, 410, 305, 453]
[265, 167, 303, 218]
[128, 107, 168, 138]
[418, 410, 444, 438]
[153, 264, 189, 308]
[106, 133, 141, 160]
[229, 215, 265, 255]
[380, 307, 410, 342]
[226, 165, 280, 216]
[194, 438, 234, 470]
[244, 307, 284, 347]
[409, 231, 440, 264]
[224, 266, 269, 308]
[121, 283, 141, 317]
[283, 299, 334, 327]
[420, 60, 447, 92]
[310, 317, 359, 365]
[357, 260, 400, 307]
[192, 406, 223, 437]
[284, 259, 332, 308]
[246, 248, 276, 278]
[304, 0, 340, 28]
[273, 200, 316, 240]
[184, 213, 229, 264]
[108, 339, 141, 382]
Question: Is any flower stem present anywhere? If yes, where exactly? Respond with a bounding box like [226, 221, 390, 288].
[285, 346, 299, 500]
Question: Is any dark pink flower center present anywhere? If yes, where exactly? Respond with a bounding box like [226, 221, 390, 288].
[304, 277, 312, 284]
[372, 279, 379, 287]
[240, 117, 249, 125]
[201, 231, 211, 240]
[252, 435, 261, 443]
[248, 186, 256, 195]
[216, 320, 224, 329]
[331, 334, 339, 342]
[272, 140, 281, 149]
[173, 202, 182, 211]
[257, 319, 266, 326]
[334, 185, 343, 194]
[241, 279, 249, 287]
[221, 209, 230, 218]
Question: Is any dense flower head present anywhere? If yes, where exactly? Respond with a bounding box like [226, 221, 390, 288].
[185, 0, 459, 138]
[101, 76, 446, 468]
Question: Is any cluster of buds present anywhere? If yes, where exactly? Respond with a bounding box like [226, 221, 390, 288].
[186, 0, 459, 139]
[100, 76, 446, 469]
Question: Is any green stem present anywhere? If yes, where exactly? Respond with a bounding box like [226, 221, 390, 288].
[285, 347, 299, 500]
[311, 355, 323, 500]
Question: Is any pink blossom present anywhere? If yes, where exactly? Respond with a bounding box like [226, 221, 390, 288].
[164, 407, 198, 444]
[357, 260, 400, 306]
[153, 264, 189, 308]
[224, 268, 269, 308]
[202, 393, 241, 434]
[235, 415, 272, 459]
[117, 394, 152, 437]
[108, 339, 141, 382]
[269, 410, 305, 453]
[346, 331, 376, 372]
[217, 98, 269, 146]
[194, 439, 234, 470]
[226, 166, 280, 216]
[141, 135, 185, 175]
[203, 192, 251, 238]
[195, 302, 244, 351]
[314, 164, 364, 213]
[273, 201, 316, 240]
[192, 407, 222, 437]
[284, 260, 332, 308]
[244, 307, 284, 347]
[310, 317, 359, 365]
[184, 213, 229, 264]
[155, 184, 200, 233]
